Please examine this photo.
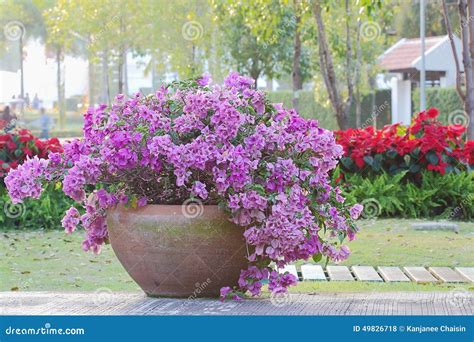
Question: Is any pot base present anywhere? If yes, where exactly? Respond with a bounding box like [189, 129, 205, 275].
[107, 205, 248, 298]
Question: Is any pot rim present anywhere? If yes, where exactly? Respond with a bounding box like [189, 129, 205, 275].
[109, 203, 222, 208]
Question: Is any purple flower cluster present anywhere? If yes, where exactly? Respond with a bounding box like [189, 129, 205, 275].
[4, 72, 362, 298]
[5, 156, 49, 203]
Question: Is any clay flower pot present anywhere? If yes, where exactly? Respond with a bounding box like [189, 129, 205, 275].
[107, 204, 248, 298]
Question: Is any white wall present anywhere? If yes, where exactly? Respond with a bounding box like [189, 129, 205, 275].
[412, 36, 463, 87]
[391, 75, 412, 125]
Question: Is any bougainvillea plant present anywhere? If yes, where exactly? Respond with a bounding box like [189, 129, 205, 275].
[0, 129, 62, 179]
[335, 108, 474, 181]
[5, 73, 362, 299]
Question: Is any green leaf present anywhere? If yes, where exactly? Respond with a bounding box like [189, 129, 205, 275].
[340, 157, 354, 169]
[426, 151, 439, 165]
[386, 149, 398, 159]
[364, 156, 374, 166]
[312, 253, 322, 263]
[409, 163, 421, 173]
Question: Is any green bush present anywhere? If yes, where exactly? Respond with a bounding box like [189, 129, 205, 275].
[337, 169, 474, 220]
[267, 89, 392, 130]
[0, 185, 75, 230]
[266, 91, 338, 130]
[413, 87, 464, 124]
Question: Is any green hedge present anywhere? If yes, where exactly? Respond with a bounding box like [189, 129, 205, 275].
[0, 185, 75, 230]
[413, 87, 464, 124]
[266, 91, 338, 130]
[347, 89, 392, 129]
[338, 169, 474, 220]
[267, 89, 391, 130]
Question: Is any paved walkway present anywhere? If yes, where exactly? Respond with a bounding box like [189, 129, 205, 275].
[1, 291, 472, 315]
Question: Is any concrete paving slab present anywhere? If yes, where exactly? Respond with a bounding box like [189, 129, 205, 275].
[403, 267, 438, 283]
[377, 267, 410, 282]
[351, 266, 383, 282]
[327, 266, 354, 281]
[300, 264, 326, 281]
[429, 267, 468, 283]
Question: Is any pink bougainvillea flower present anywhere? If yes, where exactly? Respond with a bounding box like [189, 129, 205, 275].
[4, 72, 361, 298]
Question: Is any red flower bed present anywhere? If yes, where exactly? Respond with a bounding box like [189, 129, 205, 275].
[0, 129, 62, 178]
[335, 108, 473, 177]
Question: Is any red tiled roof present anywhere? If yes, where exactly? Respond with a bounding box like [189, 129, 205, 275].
[378, 36, 447, 71]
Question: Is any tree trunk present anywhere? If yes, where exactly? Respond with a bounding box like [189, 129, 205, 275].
[56, 46, 65, 129]
[19, 35, 24, 115]
[102, 49, 110, 106]
[442, 0, 466, 102]
[250, 58, 261, 88]
[118, 54, 124, 95]
[355, 21, 362, 128]
[369, 75, 377, 129]
[123, 49, 128, 95]
[312, 0, 350, 129]
[442, 0, 473, 139]
[88, 54, 95, 108]
[292, 0, 303, 110]
[465, 0, 474, 140]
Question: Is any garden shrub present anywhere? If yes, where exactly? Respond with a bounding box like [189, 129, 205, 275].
[338, 169, 474, 220]
[0, 129, 62, 180]
[0, 129, 71, 230]
[0, 184, 75, 230]
[413, 88, 464, 124]
[335, 108, 473, 180]
[334, 108, 474, 220]
[268, 89, 391, 130]
[267, 90, 338, 130]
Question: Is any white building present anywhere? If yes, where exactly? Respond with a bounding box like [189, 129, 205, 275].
[378, 35, 463, 125]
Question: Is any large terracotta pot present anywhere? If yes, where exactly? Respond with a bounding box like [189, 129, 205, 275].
[107, 204, 248, 298]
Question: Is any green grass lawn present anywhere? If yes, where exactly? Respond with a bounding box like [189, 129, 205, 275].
[309, 218, 474, 267]
[1, 219, 473, 293]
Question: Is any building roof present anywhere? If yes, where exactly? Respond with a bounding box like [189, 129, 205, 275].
[378, 36, 448, 72]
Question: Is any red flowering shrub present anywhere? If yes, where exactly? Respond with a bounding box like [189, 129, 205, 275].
[0, 129, 62, 179]
[335, 108, 473, 178]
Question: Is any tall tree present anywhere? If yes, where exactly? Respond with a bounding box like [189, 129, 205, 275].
[212, 0, 295, 84]
[311, 0, 386, 129]
[0, 0, 50, 107]
[312, 0, 354, 129]
[43, 0, 77, 128]
[442, 0, 474, 140]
